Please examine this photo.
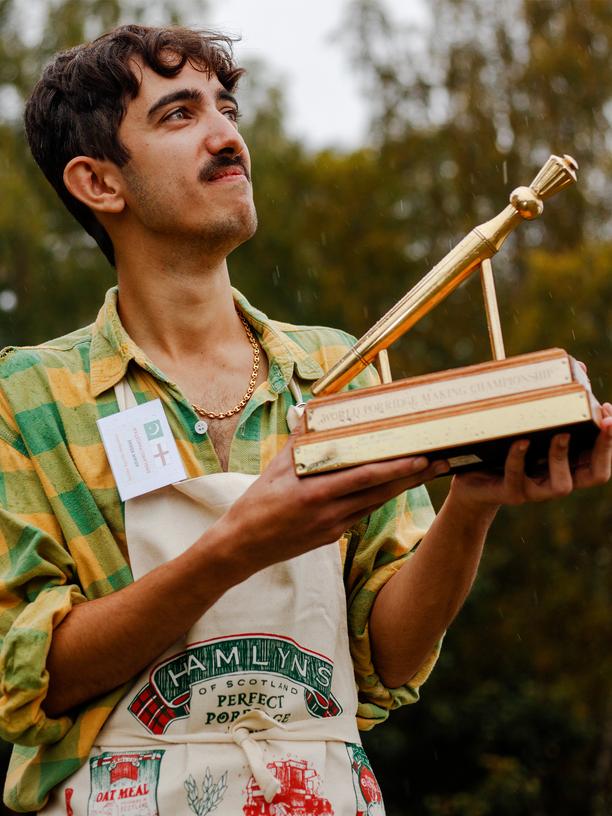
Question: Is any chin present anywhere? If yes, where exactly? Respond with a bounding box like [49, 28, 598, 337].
[199, 207, 258, 254]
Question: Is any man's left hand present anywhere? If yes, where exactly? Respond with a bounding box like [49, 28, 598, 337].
[449, 401, 612, 511]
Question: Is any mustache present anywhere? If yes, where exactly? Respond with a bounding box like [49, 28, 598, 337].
[198, 154, 250, 183]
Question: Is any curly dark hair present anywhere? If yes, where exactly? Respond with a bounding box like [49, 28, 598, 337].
[24, 25, 245, 267]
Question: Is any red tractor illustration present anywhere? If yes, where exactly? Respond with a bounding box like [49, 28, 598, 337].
[243, 758, 334, 815]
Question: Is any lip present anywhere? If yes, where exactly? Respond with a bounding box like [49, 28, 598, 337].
[208, 167, 247, 183]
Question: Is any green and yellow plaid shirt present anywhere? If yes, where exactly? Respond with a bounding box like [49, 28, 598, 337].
[0, 287, 437, 812]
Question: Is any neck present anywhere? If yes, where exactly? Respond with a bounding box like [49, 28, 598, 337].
[115, 239, 241, 366]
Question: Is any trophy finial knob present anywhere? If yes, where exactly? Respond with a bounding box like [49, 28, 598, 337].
[510, 186, 544, 220]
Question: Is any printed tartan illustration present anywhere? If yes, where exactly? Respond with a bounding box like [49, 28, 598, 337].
[129, 682, 191, 734]
[304, 689, 342, 718]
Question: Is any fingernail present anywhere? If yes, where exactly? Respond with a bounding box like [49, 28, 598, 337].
[410, 456, 429, 470]
[518, 440, 529, 452]
[434, 462, 450, 475]
[557, 434, 570, 448]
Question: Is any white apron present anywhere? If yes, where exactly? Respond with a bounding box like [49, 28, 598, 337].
[41, 380, 386, 816]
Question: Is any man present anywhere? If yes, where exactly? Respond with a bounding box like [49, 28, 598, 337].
[0, 24, 610, 815]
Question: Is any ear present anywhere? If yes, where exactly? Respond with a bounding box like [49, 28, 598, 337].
[63, 156, 125, 215]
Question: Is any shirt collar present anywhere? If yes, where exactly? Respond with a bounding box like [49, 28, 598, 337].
[231, 288, 323, 391]
[89, 286, 323, 398]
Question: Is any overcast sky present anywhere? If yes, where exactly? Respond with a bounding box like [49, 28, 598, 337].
[200, 0, 428, 149]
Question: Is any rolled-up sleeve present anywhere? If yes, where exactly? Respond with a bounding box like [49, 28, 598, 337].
[0, 426, 86, 746]
[344, 484, 440, 730]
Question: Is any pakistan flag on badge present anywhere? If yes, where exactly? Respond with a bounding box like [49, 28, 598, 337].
[88, 750, 165, 816]
[144, 419, 164, 441]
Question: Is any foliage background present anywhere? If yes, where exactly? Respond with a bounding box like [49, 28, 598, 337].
[0, 0, 610, 813]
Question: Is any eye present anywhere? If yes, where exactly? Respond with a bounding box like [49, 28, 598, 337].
[223, 106, 241, 124]
[162, 107, 191, 123]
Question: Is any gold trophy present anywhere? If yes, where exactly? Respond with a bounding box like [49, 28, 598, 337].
[293, 154, 602, 476]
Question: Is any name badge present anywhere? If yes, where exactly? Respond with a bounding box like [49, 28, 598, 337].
[97, 399, 187, 501]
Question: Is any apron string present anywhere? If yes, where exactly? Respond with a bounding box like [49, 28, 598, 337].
[286, 377, 306, 432]
[96, 708, 359, 803]
[288, 378, 304, 406]
[230, 711, 282, 803]
[114, 379, 138, 412]
[95, 712, 359, 805]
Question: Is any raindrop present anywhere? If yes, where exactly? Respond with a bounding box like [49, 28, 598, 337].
[591, 33, 607, 57]
[0, 85, 23, 123]
[0, 290, 17, 312]
[453, 337, 474, 360]
[440, 160, 457, 179]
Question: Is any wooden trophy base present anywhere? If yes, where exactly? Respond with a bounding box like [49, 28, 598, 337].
[293, 349, 602, 477]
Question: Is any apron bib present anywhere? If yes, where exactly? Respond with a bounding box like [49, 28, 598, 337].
[41, 380, 385, 816]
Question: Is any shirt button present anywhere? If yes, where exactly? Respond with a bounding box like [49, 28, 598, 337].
[194, 419, 208, 435]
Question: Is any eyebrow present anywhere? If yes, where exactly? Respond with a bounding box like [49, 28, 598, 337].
[146, 87, 239, 122]
[218, 89, 239, 110]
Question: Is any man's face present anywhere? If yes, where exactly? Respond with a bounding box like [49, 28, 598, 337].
[116, 59, 256, 255]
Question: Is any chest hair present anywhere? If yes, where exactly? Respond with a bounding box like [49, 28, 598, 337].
[192, 358, 269, 472]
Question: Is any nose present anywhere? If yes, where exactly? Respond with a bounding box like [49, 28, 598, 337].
[203, 108, 247, 160]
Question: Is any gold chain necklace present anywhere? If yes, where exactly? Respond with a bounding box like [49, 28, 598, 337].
[192, 312, 260, 420]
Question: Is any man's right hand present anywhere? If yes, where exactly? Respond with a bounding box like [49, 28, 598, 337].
[213, 442, 447, 580]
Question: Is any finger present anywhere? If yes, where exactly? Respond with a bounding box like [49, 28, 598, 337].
[334, 460, 449, 520]
[539, 433, 573, 499]
[502, 440, 529, 503]
[316, 455, 433, 499]
[574, 412, 612, 488]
